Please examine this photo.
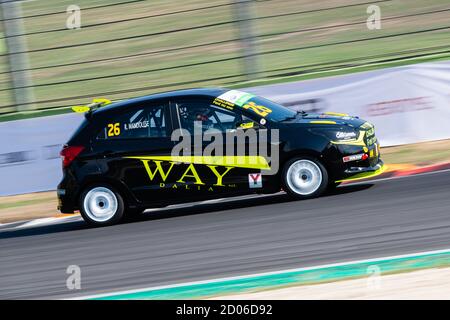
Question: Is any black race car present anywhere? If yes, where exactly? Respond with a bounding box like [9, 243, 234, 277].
[58, 88, 383, 226]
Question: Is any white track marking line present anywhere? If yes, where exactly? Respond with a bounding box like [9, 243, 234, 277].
[0, 215, 81, 231]
[0, 220, 29, 230]
[19, 217, 64, 228]
[200, 198, 226, 204]
[0, 220, 30, 228]
[71, 247, 450, 300]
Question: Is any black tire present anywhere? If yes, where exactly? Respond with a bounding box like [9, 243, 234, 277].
[282, 157, 328, 199]
[79, 184, 125, 226]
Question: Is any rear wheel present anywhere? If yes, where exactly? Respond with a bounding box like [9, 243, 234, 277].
[79, 185, 125, 226]
[282, 157, 328, 199]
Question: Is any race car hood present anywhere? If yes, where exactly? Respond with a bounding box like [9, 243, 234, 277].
[297, 112, 367, 128]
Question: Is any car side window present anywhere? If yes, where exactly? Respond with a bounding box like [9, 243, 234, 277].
[97, 104, 167, 139]
[176, 100, 243, 134]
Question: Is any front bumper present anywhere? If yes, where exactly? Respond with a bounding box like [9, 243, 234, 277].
[330, 122, 383, 182]
[336, 159, 385, 183]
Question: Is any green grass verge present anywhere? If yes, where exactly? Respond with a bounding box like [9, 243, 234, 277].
[0, 106, 73, 122]
[0, 197, 55, 210]
[1, 51, 449, 123]
[231, 51, 450, 89]
[1, 0, 449, 114]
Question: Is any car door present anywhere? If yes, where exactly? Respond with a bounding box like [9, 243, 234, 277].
[92, 100, 179, 205]
[171, 96, 268, 197]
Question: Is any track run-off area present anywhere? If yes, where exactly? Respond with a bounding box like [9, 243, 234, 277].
[1, 170, 450, 299]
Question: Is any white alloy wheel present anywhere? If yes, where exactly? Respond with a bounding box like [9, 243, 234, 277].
[285, 159, 323, 196]
[83, 187, 119, 223]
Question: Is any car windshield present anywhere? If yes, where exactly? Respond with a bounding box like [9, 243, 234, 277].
[212, 90, 297, 122]
[246, 95, 297, 122]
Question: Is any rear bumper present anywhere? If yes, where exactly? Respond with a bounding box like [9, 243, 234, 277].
[57, 189, 76, 213]
[57, 180, 79, 213]
[336, 159, 385, 183]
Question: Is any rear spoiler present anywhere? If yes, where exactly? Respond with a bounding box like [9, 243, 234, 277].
[71, 98, 112, 114]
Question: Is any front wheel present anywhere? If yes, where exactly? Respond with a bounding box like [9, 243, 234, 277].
[282, 157, 328, 199]
[79, 185, 125, 226]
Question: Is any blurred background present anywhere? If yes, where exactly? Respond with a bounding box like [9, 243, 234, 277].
[2, 0, 450, 300]
[1, 0, 450, 220]
[0, 0, 449, 117]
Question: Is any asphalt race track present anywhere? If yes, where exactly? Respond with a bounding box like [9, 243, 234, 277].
[1, 171, 450, 299]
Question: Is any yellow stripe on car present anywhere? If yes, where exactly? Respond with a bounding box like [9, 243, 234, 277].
[335, 163, 386, 183]
[324, 112, 349, 117]
[125, 155, 271, 170]
[240, 122, 254, 129]
[309, 120, 337, 125]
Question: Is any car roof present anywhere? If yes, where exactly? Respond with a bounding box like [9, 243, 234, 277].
[93, 87, 228, 116]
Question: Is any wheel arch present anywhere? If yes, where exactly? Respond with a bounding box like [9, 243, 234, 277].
[77, 176, 139, 209]
[280, 149, 328, 171]
[281, 155, 329, 198]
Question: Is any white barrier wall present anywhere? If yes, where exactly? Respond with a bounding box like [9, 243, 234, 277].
[248, 61, 450, 146]
[0, 113, 84, 195]
[1, 61, 450, 195]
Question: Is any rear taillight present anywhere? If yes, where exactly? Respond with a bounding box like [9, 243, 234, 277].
[60, 145, 84, 168]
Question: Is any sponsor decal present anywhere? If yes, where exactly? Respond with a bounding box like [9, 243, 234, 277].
[342, 153, 368, 163]
[336, 131, 357, 140]
[0, 150, 36, 166]
[125, 120, 149, 130]
[239, 122, 254, 129]
[107, 123, 120, 137]
[248, 173, 262, 188]
[366, 96, 433, 117]
[212, 97, 235, 111]
[217, 90, 255, 107]
[215, 90, 272, 118]
[331, 131, 366, 147]
[125, 156, 270, 191]
[242, 101, 272, 118]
